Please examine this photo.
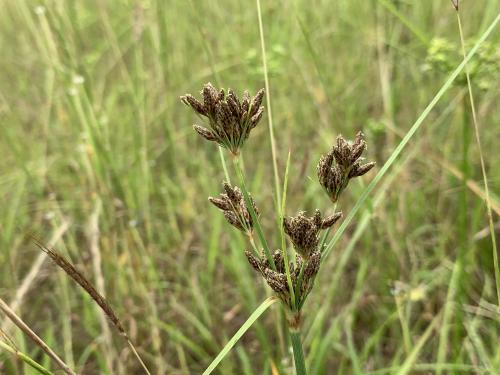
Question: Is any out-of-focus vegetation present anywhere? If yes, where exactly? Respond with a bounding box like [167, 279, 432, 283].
[0, 0, 499, 374]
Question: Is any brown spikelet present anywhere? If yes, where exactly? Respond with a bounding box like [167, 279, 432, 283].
[210, 182, 258, 233]
[348, 161, 376, 178]
[304, 251, 321, 279]
[180, 94, 207, 116]
[320, 212, 343, 229]
[245, 250, 261, 272]
[193, 125, 216, 142]
[30, 236, 153, 374]
[30, 236, 126, 337]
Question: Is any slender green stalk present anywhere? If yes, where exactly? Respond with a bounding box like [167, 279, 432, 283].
[455, 9, 500, 306]
[255, 0, 281, 211]
[219, 147, 231, 184]
[202, 297, 278, 375]
[233, 156, 275, 269]
[289, 328, 307, 375]
[377, 0, 429, 46]
[280, 151, 296, 306]
[0, 339, 56, 375]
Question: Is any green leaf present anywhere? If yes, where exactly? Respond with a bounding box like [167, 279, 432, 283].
[203, 297, 278, 375]
[0, 340, 56, 375]
[396, 315, 441, 375]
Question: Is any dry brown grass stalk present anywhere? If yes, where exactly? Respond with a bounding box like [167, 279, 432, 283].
[0, 297, 76, 375]
[30, 235, 152, 375]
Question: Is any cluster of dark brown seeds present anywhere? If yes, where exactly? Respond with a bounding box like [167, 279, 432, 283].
[180, 83, 265, 155]
[317, 131, 375, 202]
[208, 182, 258, 234]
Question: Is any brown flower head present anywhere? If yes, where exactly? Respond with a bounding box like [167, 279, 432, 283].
[245, 249, 321, 308]
[317, 131, 375, 202]
[209, 182, 259, 233]
[283, 210, 342, 259]
[180, 83, 265, 155]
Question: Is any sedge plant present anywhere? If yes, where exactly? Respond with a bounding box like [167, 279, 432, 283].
[181, 83, 375, 374]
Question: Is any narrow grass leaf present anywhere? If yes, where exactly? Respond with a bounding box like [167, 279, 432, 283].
[203, 297, 278, 375]
[323, 12, 500, 259]
[396, 314, 441, 375]
[0, 298, 75, 375]
[0, 339, 56, 375]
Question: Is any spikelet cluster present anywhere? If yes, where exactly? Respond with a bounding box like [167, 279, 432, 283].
[181, 83, 376, 317]
[245, 250, 321, 307]
[209, 182, 259, 234]
[180, 83, 265, 154]
[317, 131, 375, 202]
[283, 210, 342, 259]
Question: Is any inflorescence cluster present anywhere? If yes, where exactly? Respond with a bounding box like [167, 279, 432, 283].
[181, 83, 375, 316]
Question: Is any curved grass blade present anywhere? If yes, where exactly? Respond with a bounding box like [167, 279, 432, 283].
[0, 298, 75, 375]
[203, 297, 278, 375]
[0, 339, 55, 375]
[323, 12, 500, 260]
[455, 8, 500, 305]
[396, 313, 441, 375]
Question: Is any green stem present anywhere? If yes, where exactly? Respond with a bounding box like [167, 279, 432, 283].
[232, 156, 275, 269]
[289, 328, 307, 375]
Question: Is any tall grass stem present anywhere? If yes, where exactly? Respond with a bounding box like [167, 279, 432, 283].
[255, 0, 282, 211]
[456, 10, 500, 306]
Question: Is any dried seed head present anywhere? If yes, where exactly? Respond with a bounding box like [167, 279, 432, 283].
[209, 182, 258, 233]
[180, 83, 265, 154]
[317, 131, 375, 202]
[451, 0, 458, 10]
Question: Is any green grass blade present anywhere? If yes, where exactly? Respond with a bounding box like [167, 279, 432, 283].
[396, 314, 441, 375]
[202, 297, 278, 375]
[0, 339, 56, 375]
[280, 151, 296, 307]
[234, 156, 275, 268]
[377, 0, 429, 45]
[456, 10, 500, 305]
[323, 12, 500, 260]
[255, 0, 282, 212]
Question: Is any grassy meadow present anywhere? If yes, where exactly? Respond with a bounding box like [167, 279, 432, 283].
[0, 0, 499, 374]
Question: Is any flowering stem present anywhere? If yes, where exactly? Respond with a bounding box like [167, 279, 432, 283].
[232, 155, 276, 269]
[289, 328, 307, 375]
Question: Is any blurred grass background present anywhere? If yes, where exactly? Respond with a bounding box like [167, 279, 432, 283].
[0, 0, 499, 374]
